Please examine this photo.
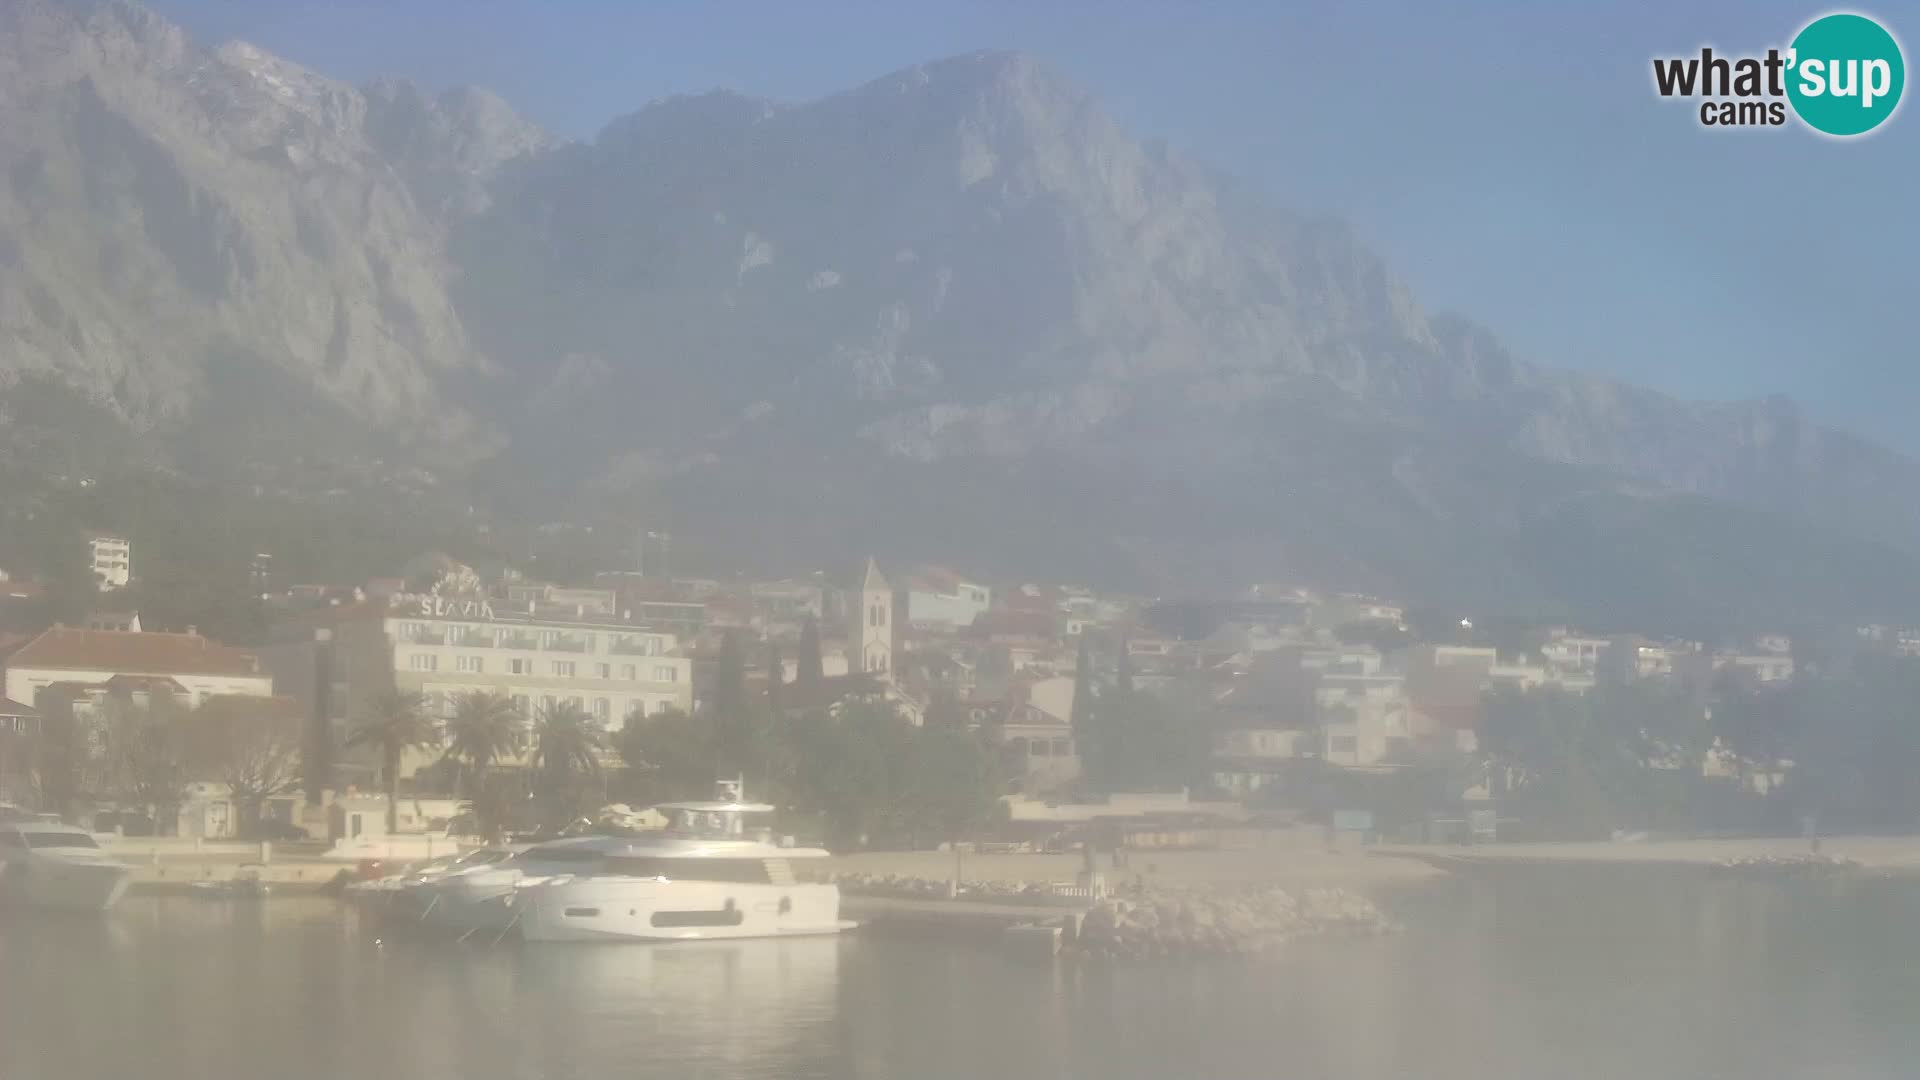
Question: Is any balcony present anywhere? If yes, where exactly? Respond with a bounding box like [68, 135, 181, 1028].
[451, 631, 497, 648]
[401, 630, 447, 646]
[544, 637, 590, 653]
[609, 638, 661, 657]
[498, 634, 539, 651]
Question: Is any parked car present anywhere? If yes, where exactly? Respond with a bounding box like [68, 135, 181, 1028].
[251, 821, 312, 843]
[93, 811, 156, 837]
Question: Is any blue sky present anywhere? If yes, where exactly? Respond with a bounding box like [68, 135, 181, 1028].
[147, 1, 1918, 450]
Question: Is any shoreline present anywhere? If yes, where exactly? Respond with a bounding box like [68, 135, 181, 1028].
[820, 843, 1447, 898]
[1371, 835, 1920, 876]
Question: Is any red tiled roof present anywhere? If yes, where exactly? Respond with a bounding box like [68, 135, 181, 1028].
[5, 627, 263, 678]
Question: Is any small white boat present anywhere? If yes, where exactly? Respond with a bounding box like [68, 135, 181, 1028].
[510, 781, 852, 943]
[0, 820, 133, 911]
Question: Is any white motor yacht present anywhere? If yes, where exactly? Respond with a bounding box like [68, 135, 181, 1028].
[0, 820, 133, 911]
[385, 845, 532, 933]
[511, 784, 852, 943]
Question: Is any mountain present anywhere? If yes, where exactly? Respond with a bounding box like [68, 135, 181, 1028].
[0, 0, 547, 438]
[5, 1, 1920, 623]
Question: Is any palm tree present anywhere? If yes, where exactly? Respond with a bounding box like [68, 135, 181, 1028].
[443, 691, 524, 795]
[531, 700, 607, 824]
[347, 689, 442, 834]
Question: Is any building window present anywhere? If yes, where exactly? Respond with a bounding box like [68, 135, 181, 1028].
[592, 698, 610, 721]
[595, 663, 611, 679]
[552, 661, 575, 677]
[651, 665, 677, 683]
[1052, 739, 1071, 757]
[409, 654, 438, 672]
[508, 658, 530, 675]
[457, 655, 484, 674]
[511, 694, 530, 717]
[653, 699, 672, 716]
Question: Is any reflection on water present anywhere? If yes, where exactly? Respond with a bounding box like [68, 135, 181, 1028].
[3, 874, 1919, 1080]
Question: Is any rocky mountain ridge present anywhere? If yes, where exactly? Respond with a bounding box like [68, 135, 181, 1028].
[4, 0, 1919, 615]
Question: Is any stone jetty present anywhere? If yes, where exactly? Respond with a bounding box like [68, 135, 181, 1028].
[1072, 885, 1399, 960]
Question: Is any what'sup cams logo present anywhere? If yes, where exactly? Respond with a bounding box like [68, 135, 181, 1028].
[1653, 12, 1904, 136]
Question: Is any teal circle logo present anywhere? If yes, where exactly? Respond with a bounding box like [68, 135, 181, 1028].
[1787, 13, 1905, 136]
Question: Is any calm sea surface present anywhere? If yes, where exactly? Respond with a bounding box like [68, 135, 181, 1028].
[3, 871, 1918, 1080]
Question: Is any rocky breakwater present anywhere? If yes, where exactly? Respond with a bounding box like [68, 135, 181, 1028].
[1709, 853, 1865, 878]
[1073, 886, 1399, 961]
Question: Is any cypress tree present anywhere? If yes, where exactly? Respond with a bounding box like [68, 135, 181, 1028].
[797, 616, 825, 695]
[764, 638, 785, 718]
[1070, 631, 1093, 733]
[713, 630, 751, 769]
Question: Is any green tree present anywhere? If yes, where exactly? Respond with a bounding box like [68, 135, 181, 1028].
[303, 681, 334, 808]
[1070, 631, 1093, 733]
[37, 528, 97, 627]
[710, 630, 755, 772]
[468, 771, 527, 842]
[764, 639, 785, 718]
[346, 690, 441, 834]
[901, 727, 1002, 846]
[924, 687, 968, 730]
[1082, 688, 1205, 794]
[531, 700, 607, 825]
[1779, 655, 1920, 829]
[796, 617, 825, 696]
[785, 701, 1002, 849]
[789, 701, 904, 847]
[1479, 683, 1706, 836]
[616, 707, 715, 803]
[442, 691, 524, 795]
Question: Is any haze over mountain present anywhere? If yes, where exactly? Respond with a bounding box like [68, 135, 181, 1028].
[5, 0, 1920, 623]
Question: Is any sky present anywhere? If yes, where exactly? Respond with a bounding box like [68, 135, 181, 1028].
[146, 0, 1919, 449]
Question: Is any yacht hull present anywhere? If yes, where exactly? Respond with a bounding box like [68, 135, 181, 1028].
[408, 876, 524, 936]
[0, 854, 132, 911]
[516, 879, 851, 942]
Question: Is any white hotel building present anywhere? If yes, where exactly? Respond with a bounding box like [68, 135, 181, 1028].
[359, 601, 693, 728]
[265, 595, 694, 780]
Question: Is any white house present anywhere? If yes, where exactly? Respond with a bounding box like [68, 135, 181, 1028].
[4, 626, 273, 709]
[905, 568, 991, 629]
[88, 535, 131, 591]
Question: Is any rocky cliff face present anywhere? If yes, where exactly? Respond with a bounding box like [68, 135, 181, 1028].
[0, 0, 546, 439]
[4, 2, 1919, 612]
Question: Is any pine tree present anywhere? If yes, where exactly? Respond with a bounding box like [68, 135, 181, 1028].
[712, 630, 752, 770]
[764, 638, 785, 718]
[796, 616, 825, 695]
[1070, 631, 1093, 733]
